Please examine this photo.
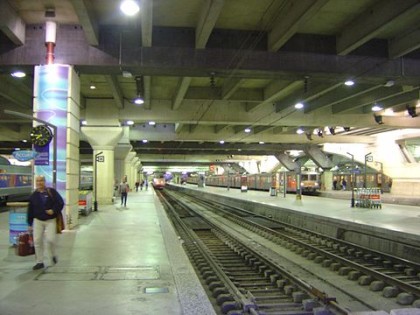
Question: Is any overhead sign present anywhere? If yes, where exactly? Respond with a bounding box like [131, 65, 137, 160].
[12, 150, 38, 162]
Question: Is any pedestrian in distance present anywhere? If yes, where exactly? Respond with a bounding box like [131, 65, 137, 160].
[341, 178, 347, 190]
[333, 178, 338, 190]
[119, 178, 130, 207]
[27, 175, 64, 270]
[135, 181, 139, 192]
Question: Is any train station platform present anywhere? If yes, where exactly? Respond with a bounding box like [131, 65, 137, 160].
[0, 188, 216, 315]
[178, 184, 420, 237]
[174, 184, 420, 264]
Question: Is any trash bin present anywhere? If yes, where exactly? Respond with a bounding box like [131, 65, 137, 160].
[7, 202, 29, 245]
[270, 187, 277, 196]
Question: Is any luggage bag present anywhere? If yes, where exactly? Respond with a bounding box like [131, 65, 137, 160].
[16, 232, 35, 256]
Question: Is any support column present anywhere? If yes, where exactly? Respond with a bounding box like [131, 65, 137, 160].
[115, 143, 132, 187]
[124, 152, 136, 189]
[33, 64, 80, 229]
[131, 157, 139, 188]
[322, 171, 333, 191]
[82, 127, 123, 205]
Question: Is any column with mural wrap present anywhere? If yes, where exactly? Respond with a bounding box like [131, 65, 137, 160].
[33, 64, 80, 229]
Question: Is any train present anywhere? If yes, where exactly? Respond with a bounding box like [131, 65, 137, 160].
[186, 172, 321, 194]
[152, 177, 166, 190]
[0, 164, 33, 205]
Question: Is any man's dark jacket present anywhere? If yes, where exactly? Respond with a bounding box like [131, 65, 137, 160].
[27, 188, 64, 226]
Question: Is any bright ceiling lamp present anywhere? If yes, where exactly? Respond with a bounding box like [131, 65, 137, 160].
[371, 104, 383, 112]
[344, 80, 354, 86]
[120, 0, 140, 16]
[296, 128, 304, 134]
[244, 128, 251, 133]
[294, 102, 304, 109]
[133, 75, 144, 105]
[11, 71, 26, 78]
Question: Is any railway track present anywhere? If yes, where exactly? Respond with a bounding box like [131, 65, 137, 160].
[157, 189, 361, 314]
[187, 190, 420, 305]
[162, 187, 420, 311]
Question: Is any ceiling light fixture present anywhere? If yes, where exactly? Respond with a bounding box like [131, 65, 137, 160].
[133, 75, 144, 105]
[120, 0, 140, 16]
[148, 121, 156, 125]
[219, 140, 225, 144]
[11, 71, 26, 78]
[259, 141, 264, 144]
[344, 80, 354, 86]
[294, 102, 304, 109]
[126, 120, 134, 125]
[244, 128, 251, 133]
[296, 128, 304, 134]
[142, 139, 148, 143]
[89, 83, 96, 90]
[371, 104, 383, 112]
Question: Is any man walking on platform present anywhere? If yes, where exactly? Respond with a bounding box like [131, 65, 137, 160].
[119, 178, 129, 207]
[27, 175, 64, 270]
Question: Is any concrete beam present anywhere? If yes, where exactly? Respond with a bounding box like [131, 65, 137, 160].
[389, 28, 420, 59]
[361, 89, 420, 113]
[268, 0, 328, 51]
[275, 82, 342, 113]
[248, 80, 302, 113]
[214, 125, 229, 134]
[143, 75, 152, 110]
[196, 0, 225, 49]
[305, 84, 382, 113]
[5, 26, 420, 84]
[275, 153, 299, 171]
[172, 77, 192, 110]
[332, 86, 404, 114]
[0, 78, 32, 108]
[175, 123, 184, 133]
[304, 145, 334, 169]
[0, 0, 25, 45]
[141, 0, 153, 47]
[222, 78, 245, 100]
[337, 0, 420, 55]
[70, 0, 99, 46]
[105, 75, 124, 109]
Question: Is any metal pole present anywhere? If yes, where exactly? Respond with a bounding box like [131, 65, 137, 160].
[347, 152, 355, 207]
[4, 110, 57, 189]
[93, 151, 103, 211]
[364, 152, 372, 188]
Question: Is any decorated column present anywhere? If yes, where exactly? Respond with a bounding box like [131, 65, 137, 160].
[33, 64, 80, 229]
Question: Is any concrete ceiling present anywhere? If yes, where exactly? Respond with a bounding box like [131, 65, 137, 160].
[0, 0, 420, 164]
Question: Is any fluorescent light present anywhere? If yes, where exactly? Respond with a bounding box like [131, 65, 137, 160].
[244, 128, 251, 133]
[134, 97, 144, 105]
[142, 139, 148, 143]
[11, 71, 26, 78]
[294, 102, 304, 109]
[219, 140, 225, 144]
[344, 80, 354, 86]
[89, 84, 96, 90]
[296, 128, 304, 134]
[120, 0, 139, 16]
[259, 141, 264, 144]
[372, 104, 383, 112]
[126, 120, 134, 125]
[81, 120, 87, 125]
[148, 121, 156, 125]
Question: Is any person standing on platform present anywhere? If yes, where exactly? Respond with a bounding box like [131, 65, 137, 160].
[119, 178, 129, 207]
[333, 178, 338, 190]
[341, 178, 347, 190]
[27, 175, 64, 270]
[135, 181, 139, 192]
